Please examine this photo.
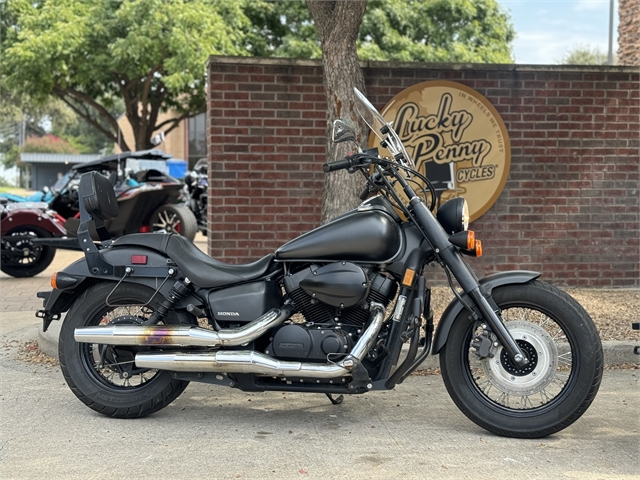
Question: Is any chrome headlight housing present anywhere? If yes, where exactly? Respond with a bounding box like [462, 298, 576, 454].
[436, 198, 469, 234]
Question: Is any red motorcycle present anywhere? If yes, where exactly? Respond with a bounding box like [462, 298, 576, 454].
[0, 200, 68, 277]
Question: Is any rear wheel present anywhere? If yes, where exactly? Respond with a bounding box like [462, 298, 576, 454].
[150, 204, 197, 241]
[59, 282, 191, 418]
[440, 280, 603, 438]
[1, 226, 56, 277]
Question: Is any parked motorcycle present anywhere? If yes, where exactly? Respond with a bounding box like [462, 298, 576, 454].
[1, 200, 67, 277]
[183, 158, 208, 236]
[37, 89, 602, 438]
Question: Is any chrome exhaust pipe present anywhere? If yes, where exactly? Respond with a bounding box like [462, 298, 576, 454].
[74, 304, 293, 347]
[134, 302, 385, 378]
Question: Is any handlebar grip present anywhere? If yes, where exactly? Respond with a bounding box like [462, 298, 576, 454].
[323, 156, 353, 173]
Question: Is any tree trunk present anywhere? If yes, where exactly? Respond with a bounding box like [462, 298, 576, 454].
[307, 0, 368, 224]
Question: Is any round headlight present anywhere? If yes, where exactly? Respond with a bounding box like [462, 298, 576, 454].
[461, 199, 469, 231]
[436, 197, 469, 234]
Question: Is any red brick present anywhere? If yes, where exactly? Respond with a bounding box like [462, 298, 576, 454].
[207, 60, 639, 287]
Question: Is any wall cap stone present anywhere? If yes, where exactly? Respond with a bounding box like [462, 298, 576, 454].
[207, 55, 639, 74]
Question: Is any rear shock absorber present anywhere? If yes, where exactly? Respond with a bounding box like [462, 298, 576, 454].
[144, 279, 192, 324]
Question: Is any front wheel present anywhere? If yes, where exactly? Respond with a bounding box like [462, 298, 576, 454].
[440, 280, 603, 438]
[59, 282, 191, 418]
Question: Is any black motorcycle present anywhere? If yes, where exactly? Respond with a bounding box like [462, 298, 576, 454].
[183, 158, 208, 236]
[38, 89, 602, 438]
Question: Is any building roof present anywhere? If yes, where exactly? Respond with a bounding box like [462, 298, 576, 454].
[20, 153, 103, 164]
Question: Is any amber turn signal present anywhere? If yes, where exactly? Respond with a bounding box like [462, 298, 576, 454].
[50, 272, 78, 290]
[474, 239, 483, 257]
[449, 230, 475, 250]
[467, 231, 475, 250]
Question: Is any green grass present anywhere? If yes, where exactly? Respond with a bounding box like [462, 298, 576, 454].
[0, 186, 34, 196]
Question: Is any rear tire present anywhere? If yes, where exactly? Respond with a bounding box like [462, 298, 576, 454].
[440, 280, 603, 438]
[150, 204, 197, 241]
[59, 282, 191, 418]
[1, 226, 56, 277]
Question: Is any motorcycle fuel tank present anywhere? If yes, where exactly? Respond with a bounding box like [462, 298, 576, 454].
[275, 210, 402, 263]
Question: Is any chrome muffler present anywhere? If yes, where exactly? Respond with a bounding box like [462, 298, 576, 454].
[74, 304, 294, 347]
[134, 302, 386, 378]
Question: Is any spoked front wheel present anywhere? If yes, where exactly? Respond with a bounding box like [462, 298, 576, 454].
[440, 280, 603, 438]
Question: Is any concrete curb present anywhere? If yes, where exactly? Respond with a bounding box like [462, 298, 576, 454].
[37, 315, 639, 368]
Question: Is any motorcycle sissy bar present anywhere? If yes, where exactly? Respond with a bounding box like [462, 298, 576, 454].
[77, 171, 184, 310]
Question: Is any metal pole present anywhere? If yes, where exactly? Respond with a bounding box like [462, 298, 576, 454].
[608, 0, 614, 65]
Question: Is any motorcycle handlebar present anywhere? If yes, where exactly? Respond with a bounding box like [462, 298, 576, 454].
[323, 156, 355, 172]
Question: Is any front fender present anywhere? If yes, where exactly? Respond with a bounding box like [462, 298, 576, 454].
[432, 270, 541, 354]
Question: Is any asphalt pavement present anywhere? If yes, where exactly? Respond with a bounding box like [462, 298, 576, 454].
[1, 235, 639, 479]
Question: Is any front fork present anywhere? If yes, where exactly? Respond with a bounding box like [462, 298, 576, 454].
[404, 188, 527, 368]
[436, 240, 528, 368]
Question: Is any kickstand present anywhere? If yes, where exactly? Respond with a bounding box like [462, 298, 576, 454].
[326, 393, 344, 405]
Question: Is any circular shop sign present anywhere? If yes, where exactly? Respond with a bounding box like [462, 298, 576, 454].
[370, 80, 511, 222]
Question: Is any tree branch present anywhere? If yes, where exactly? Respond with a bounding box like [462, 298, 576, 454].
[155, 110, 191, 136]
[54, 86, 121, 134]
[53, 87, 131, 152]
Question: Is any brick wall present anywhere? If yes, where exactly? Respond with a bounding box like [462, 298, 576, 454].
[207, 57, 639, 288]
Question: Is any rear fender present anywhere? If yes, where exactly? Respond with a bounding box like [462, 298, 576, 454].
[432, 270, 541, 354]
[38, 246, 200, 331]
[2, 209, 66, 237]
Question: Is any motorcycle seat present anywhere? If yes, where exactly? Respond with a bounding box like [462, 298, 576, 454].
[112, 233, 275, 288]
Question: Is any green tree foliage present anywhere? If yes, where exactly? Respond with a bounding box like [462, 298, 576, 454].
[2, 0, 514, 157]
[247, 0, 514, 63]
[2, 0, 250, 151]
[359, 0, 514, 62]
[561, 45, 611, 65]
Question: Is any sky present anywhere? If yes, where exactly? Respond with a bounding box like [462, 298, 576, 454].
[498, 0, 620, 64]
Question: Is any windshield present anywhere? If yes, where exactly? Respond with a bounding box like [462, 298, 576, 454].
[51, 171, 72, 193]
[126, 159, 169, 173]
[353, 88, 414, 168]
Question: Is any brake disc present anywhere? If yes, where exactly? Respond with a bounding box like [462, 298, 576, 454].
[480, 321, 559, 396]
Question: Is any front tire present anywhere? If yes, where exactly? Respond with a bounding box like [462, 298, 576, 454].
[59, 282, 191, 418]
[440, 280, 603, 438]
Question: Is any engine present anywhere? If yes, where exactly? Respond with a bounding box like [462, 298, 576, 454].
[266, 262, 397, 362]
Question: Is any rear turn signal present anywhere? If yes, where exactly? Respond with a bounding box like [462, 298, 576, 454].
[51, 272, 78, 290]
